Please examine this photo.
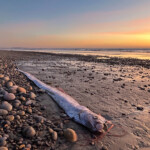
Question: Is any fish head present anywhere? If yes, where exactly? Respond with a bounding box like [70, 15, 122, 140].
[88, 114, 106, 132]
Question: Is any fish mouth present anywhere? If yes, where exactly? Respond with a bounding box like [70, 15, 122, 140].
[95, 123, 104, 132]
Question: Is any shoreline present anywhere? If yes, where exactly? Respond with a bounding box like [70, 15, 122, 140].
[0, 50, 150, 149]
[1, 50, 150, 69]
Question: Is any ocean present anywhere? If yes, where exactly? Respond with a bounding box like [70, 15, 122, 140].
[2, 48, 150, 60]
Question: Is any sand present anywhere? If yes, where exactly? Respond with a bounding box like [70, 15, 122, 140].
[0, 50, 150, 150]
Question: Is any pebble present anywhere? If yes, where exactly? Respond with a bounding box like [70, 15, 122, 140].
[19, 144, 25, 149]
[0, 74, 4, 79]
[3, 76, 9, 81]
[137, 105, 144, 111]
[0, 138, 6, 146]
[48, 128, 54, 134]
[0, 109, 8, 115]
[6, 115, 14, 121]
[8, 86, 18, 94]
[34, 115, 45, 123]
[8, 88, 16, 94]
[17, 87, 26, 94]
[52, 131, 58, 141]
[3, 93, 15, 101]
[15, 115, 20, 120]
[38, 89, 45, 93]
[29, 92, 36, 99]
[0, 147, 8, 150]
[20, 96, 26, 101]
[0, 101, 12, 111]
[6, 81, 13, 88]
[26, 144, 31, 149]
[25, 100, 36, 106]
[17, 111, 25, 116]
[23, 126, 36, 138]
[27, 108, 32, 114]
[60, 122, 63, 129]
[29, 86, 33, 90]
[64, 128, 77, 142]
[13, 100, 21, 107]
[101, 146, 108, 150]
[40, 105, 46, 110]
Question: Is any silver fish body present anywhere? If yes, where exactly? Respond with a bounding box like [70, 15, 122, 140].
[19, 69, 106, 132]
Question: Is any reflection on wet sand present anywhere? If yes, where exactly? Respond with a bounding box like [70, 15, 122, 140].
[34, 50, 150, 60]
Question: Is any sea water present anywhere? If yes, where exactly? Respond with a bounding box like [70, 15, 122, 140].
[2, 48, 150, 60]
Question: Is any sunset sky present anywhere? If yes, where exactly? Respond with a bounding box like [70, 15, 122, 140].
[0, 0, 150, 48]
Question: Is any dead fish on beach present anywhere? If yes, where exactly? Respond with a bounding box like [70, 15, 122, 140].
[18, 69, 108, 133]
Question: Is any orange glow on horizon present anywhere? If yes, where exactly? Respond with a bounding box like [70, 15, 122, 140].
[7, 33, 150, 48]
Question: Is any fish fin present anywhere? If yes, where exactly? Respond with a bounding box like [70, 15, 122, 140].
[57, 87, 66, 93]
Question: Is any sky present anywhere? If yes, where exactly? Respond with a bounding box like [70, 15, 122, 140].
[0, 0, 150, 48]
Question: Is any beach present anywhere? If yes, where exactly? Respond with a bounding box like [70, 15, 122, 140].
[0, 50, 150, 150]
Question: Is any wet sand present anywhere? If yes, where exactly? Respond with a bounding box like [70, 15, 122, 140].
[0, 50, 150, 150]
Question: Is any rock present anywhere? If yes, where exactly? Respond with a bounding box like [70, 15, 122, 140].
[0, 101, 12, 111]
[6, 115, 14, 121]
[0, 109, 8, 115]
[101, 146, 108, 150]
[3, 76, 9, 81]
[27, 108, 32, 114]
[137, 105, 144, 111]
[0, 138, 6, 146]
[17, 87, 26, 94]
[48, 128, 54, 134]
[40, 105, 46, 110]
[20, 96, 26, 101]
[33, 115, 45, 123]
[113, 78, 122, 81]
[64, 128, 77, 142]
[0, 147, 8, 150]
[17, 111, 25, 116]
[29, 92, 36, 99]
[13, 100, 21, 107]
[60, 123, 63, 129]
[26, 144, 31, 149]
[23, 126, 36, 138]
[0, 88, 6, 95]
[6, 82, 13, 88]
[15, 115, 20, 120]
[3, 93, 15, 101]
[29, 86, 33, 90]
[25, 100, 36, 106]
[52, 131, 57, 141]
[38, 89, 45, 93]
[9, 86, 18, 94]
[0, 75, 4, 79]
[8, 88, 16, 94]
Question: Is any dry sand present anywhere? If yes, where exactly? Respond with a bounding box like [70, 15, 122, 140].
[1, 50, 150, 150]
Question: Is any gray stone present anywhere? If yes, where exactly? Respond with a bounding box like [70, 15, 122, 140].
[0, 101, 12, 111]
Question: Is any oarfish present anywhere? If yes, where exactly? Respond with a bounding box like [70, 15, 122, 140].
[18, 69, 107, 132]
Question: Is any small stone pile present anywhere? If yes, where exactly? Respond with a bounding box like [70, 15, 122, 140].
[0, 58, 78, 149]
